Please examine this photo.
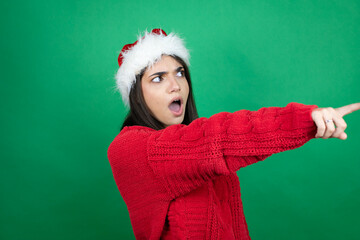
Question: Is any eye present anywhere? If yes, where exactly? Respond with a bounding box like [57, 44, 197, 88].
[151, 76, 162, 83]
[176, 70, 185, 77]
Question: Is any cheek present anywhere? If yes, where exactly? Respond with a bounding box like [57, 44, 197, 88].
[142, 82, 153, 103]
[141, 84, 152, 109]
[183, 81, 190, 98]
[142, 85, 163, 113]
[143, 90, 154, 109]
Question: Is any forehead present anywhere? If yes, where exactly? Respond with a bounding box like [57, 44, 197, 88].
[144, 55, 183, 75]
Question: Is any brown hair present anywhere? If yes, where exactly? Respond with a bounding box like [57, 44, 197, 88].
[120, 55, 198, 131]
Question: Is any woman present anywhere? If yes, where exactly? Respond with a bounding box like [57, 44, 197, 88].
[107, 29, 359, 239]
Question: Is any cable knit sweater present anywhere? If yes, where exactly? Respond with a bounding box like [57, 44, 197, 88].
[107, 102, 318, 239]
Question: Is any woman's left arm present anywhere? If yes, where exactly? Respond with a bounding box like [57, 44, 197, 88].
[311, 103, 360, 140]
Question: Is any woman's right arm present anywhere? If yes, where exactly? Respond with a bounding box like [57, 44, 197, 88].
[126, 102, 317, 199]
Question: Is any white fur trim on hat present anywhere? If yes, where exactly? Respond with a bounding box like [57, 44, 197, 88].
[115, 30, 190, 107]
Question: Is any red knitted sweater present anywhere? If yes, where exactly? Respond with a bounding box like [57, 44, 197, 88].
[107, 102, 318, 239]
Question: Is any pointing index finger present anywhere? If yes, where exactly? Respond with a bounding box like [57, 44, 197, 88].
[336, 103, 360, 117]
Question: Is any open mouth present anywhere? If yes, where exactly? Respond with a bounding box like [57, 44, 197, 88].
[169, 98, 183, 115]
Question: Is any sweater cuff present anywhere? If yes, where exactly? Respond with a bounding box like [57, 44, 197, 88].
[280, 102, 318, 131]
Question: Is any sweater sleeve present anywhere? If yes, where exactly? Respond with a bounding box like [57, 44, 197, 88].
[146, 102, 318, 199]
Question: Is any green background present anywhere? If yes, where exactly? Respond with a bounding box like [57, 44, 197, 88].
[1, 0, 359, 239]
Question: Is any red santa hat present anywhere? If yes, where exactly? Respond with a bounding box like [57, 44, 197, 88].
[115, 28, 190, 107]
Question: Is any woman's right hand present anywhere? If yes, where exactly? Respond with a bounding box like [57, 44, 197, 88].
[311, 102, 360, 140]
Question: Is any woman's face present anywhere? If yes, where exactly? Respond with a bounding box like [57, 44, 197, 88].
[141, 55, 189, 127]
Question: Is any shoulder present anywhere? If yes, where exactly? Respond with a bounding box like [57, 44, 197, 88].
[120, 125, 156, 136]
[108, 126, 154, 150]
[107, 126, 154, 164]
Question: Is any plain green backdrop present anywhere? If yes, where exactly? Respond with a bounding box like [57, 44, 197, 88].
[1, 0, 359, 239]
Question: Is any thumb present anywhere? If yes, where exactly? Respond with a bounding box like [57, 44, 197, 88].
[339, 132, 347, 140]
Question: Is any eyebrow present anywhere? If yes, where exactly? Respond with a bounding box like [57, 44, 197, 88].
[149, 66, 184, 77]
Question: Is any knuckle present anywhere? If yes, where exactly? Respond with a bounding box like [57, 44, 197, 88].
[335, 111, 342, 118]
[338, 124, 346, 130]
[337, 126, 345, 131]
[331, 132, 340, 137]
[318, 126, 325, 131]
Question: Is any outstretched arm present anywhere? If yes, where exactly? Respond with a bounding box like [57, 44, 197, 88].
[146, 102, 318, 199]
[311, 102, 360, 140]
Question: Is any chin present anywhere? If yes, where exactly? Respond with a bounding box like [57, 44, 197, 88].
[165, 117, 185, 127]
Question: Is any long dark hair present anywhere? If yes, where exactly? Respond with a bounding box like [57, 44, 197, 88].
[120, 55, 198, 131]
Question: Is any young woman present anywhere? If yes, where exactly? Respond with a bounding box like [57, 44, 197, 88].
[107, 29, 360, 240]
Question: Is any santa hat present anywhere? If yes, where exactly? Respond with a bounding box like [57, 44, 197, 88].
[115, 28, 190, 107]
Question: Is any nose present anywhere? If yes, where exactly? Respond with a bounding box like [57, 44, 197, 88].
[168, 75, 181, 93]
